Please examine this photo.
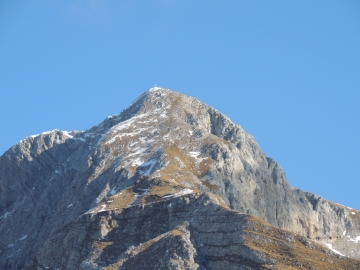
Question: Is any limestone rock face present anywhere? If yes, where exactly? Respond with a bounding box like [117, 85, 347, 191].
[0, 87, 359, 269]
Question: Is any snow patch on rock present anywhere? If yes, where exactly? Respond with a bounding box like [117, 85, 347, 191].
[162, 189, 193, 199]
[324, 243, 345, 256]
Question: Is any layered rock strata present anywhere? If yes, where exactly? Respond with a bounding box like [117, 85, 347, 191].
[0, 87, 359, 269]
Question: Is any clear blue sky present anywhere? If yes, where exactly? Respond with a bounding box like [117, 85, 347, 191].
[1, 1, 359, 209]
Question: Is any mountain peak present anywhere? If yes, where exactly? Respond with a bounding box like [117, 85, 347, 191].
[148, 85, 167, 92]
[1, 88, 359, 269]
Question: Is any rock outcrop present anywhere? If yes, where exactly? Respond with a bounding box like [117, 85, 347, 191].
[0, 87, 359, 269]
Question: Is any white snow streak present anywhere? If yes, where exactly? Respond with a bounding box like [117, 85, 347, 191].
[127, 147, 148, 158]
[19, 235, 27, 241]
[149, 86, 163, 91]
[29, 130, 58, 138]
[84, 132, 95, 138]
[0, 212, 11, 220]
[189, 151, 207, 162]
[72, 137, 86, 142]
[98, 204, 107, 212]
[348, 236, 360, 243]
[138, 159, 157, 176]
[324, 243, 345, 256]
[162, 189, 193, 199]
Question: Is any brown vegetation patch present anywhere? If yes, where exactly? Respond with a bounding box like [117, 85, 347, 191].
[172, 95, 184, 107]
[244, 215, 360, 269]
[171, 229, 184, 236]
[198, 158, 212, 178]
[143, 178, 198, 204]
[201, 180, 219, 191]
[93, 241, 113, 250]
[157, 144, 200, 186]
[148, 183, 179, 197]
[106, 187, 136, 210]
[165, 144, 212, 178]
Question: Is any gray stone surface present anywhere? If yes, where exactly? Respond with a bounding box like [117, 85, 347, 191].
[0, 87, 359, 269]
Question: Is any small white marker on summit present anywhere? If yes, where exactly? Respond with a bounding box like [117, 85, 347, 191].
[150, 84, 162, 91]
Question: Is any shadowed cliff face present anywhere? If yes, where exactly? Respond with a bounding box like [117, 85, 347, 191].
[0, 87, 359, 269]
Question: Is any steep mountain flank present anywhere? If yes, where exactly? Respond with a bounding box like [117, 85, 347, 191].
[26, 192, 360, 270]
[0, 87, 359, 269]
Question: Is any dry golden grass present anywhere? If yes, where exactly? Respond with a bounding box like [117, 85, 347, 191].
[148, 183, 179, 197]
[143, 178, 201, 204]
[171, 229, 184, 236]
[163, 144, 213, 178]
[93, 240, 113, 250]
[106, 187, 136, 210]
[198, 158, 212, 177]
[157, 144, 200, 185]
[172, 95, 184, 107]
[201, 180, 219, 191]
[244, 215, 360, 270]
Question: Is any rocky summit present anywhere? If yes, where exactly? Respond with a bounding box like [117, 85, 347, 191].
[0, 87, 359, 270]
